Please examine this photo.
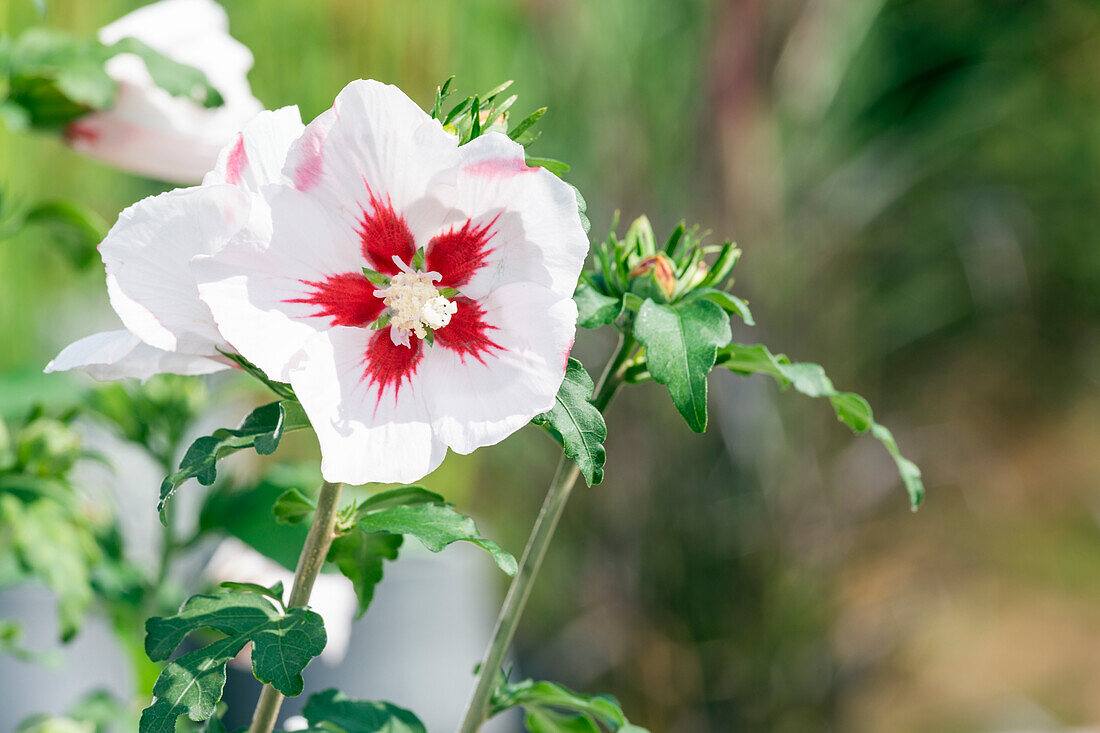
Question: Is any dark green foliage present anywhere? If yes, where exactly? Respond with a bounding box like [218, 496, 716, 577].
[300, 689, 427, 732]
[140, 589, 326, 732]
[159, 400, 310, 522]
[532, 359, 607, 485]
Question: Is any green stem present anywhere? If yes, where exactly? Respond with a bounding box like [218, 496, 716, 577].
[456, 333, 635, 733]
[248, 480, 343, 733]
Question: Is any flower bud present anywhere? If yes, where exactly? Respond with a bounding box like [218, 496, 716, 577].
[629, 253, 678, 301]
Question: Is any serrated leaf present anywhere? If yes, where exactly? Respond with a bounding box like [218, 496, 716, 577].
[273, 488, 316, 526]
[356, 503, 516, 575]
[490, 677, 649, 733]
[633, 299, 733, 432]
[327, 530, 402, 618]
[140, 590, 326, 732]
[532, 359, 607, 486]
[302, 689, 427, 733]
[159, 400, 310, 522]
[574, 284, 621, 329]
[717, 343, 925, 507]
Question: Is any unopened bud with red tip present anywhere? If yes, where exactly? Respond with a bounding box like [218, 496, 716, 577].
[629, 253, 678, 301]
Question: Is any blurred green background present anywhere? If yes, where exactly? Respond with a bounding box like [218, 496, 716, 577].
[4, 0, 1100, 731]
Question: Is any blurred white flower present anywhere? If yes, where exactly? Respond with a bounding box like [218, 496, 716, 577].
[47, 106, 303, 381]
[205, 537, 358, 665]
[65, 0, 264, 184]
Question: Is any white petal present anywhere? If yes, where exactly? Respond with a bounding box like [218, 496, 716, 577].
[420, 285, 577, 454]
[69, 0, 263, 184]
[195, 184, 366, 380]
[204, 106, 305, 192]
[288, 328, 447, 486]
[427, 132, 589, 301]
[45, 329, 228, 381]
[282, 79, 459, 243]
[102, 185, 251, 355]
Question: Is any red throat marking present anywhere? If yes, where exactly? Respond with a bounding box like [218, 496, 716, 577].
[287, 272, 384, 327]
[363, 328, 423, 401]
[357, 188, 415, 275]
[426, 217, 497, 288]
[434, 297, 501, 362]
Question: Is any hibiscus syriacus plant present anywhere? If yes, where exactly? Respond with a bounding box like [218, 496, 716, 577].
[6, 10, 923, 730]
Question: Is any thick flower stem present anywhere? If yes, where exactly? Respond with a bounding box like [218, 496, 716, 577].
[456, 333, 635, 733]
[248, 480, 343, 733]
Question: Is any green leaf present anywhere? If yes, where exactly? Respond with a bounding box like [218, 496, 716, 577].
[532, 359, 607, 486]
[200, 475, 313, 571]
[633, 299, 733, 432]
[218, 580, 284, 606]
[220, 350, 297, 400]
[356, 503, 516, 575]
[22, 199, 109, 269]
[273, 488, 316, 526]
[574, 284, 621, 329]
[572, 185, 591, 234]
[525, 157, 570, 176]
[717, 343, 925, 507]
[490, 677, 649, 733]
[108, 38, 223, 108]
[302, 689, 427, 733]
[159, 400, 310, 523]
[140, 590, 326, 732]
[327, 530, 402, 618]
[684, 288, 754, 326]
[352, 485, 444, 520]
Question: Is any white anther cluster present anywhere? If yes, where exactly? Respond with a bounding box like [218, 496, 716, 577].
[374, 266, 457, 347]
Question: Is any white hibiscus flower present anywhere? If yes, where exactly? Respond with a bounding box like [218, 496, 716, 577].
[195, 80, 588, 485]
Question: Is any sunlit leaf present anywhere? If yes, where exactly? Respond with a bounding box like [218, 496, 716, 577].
[633, 298, 733, 432]
[140, 590, 326, 732]
[159, 400, 310, 523]
[532, 359, 607, 485]
[717, 343, 924, 507]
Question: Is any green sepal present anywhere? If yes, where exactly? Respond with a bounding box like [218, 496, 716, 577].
[525, 156, 570, 176]
[361, 267, 390, 286]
